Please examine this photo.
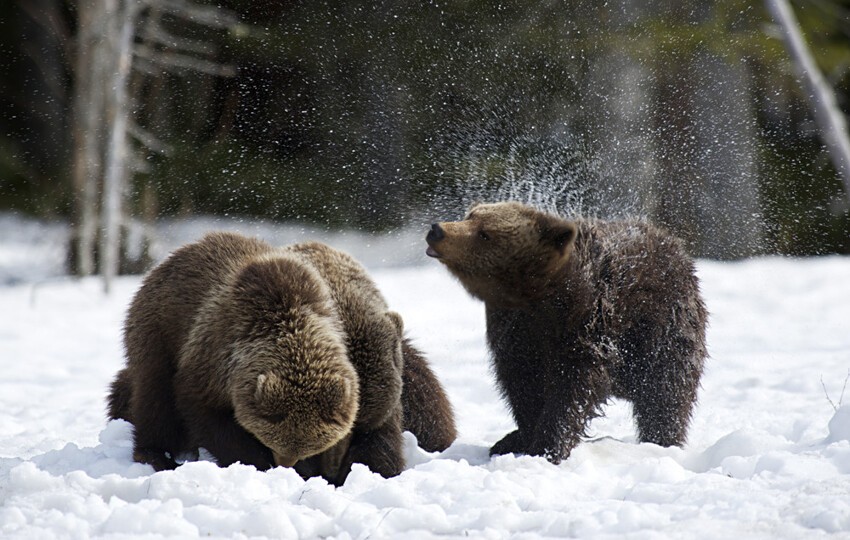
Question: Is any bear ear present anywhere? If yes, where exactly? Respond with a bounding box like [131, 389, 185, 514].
[538, 215, 577, 256]
[386, 310, 404, 336]
[465, 200, 485, 218]
[255, 372, 280, 400]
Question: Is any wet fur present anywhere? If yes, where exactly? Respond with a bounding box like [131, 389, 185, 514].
[427, 202, 707, 463]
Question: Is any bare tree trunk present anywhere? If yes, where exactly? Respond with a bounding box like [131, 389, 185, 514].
[580, 1, 658, 220]
[653, 52, 763, 260]
[358, 72, 408, 228]
[70, 2, 108, 276]
[69, 0, 238, 285]
[653, 58, 702, 248]
[766, 0, 850, 199]
[100, 0, 139, 293]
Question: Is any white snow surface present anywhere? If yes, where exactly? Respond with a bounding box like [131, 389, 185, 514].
[2, 215, 850, 539]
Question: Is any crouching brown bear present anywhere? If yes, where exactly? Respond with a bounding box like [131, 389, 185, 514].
[283, 242, 456, 464]
[426, 201, 707, 463]
[108, 232, 455, 482]
[282, 241, 456, 481]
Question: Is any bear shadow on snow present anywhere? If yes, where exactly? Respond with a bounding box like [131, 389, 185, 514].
[108, 232, 456, 484]
[426, 201, 708, 464]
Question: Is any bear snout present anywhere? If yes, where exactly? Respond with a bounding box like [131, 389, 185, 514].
[427, 223, 445, 243]
[425, 224, 445, 258]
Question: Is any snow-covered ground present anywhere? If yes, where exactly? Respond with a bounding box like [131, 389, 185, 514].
[1, 215, 850, 539]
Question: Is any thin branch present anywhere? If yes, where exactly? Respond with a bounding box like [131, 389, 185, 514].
[151, 0, 240, 29]
[821, 370, 850, 411]
[140, 20, 217, 56]
[18, 41, 67, 107]
[822, 376, 838, 411]
[128, 122, 172, 156]
[17, 0, 72, 55]
[134, 43, 236, 76]
[132, 56, 166, 76]
[17, 0, 72, 106]
[127, 152, 152, 174]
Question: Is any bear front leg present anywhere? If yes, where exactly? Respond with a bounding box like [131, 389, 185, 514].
[187, 408, 275, 470]
[527, 362, 609, 464]
[127, 357, 187, 472]
[336, 407, 404, 484]
[132, 448, 179, 471]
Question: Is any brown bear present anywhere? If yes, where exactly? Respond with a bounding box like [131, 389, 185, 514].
[283, 243, 456, 480]
[109, 233, 457, 480]
[108, 231, 359, 472]
[281, 241, 407, 483]
[425, 201, 707, 463]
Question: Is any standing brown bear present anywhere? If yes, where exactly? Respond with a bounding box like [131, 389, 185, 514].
[426, 201, 707, 463]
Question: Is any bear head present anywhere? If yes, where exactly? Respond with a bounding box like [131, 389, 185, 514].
[228, 256, 360, 468]
[229, 326, 360, 468]
[425, 201, 577, 307]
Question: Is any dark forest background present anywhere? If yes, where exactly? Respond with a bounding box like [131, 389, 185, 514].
[1, 0, 849, 270]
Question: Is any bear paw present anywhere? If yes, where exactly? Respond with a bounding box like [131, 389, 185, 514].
[489, 429, 527, 457]
[133, 448, 178, 471]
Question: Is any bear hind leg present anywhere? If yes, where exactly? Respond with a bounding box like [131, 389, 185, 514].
[631, 389, 694, 447]
[620, 317, 704, 448]
[400, 339, 457, 452]
[107, 368, 132, 421]
[628, 355, 701, 448]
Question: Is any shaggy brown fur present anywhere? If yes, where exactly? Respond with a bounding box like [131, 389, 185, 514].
[276, 242, 457, 482]
[108, 232, 359, 472]
[426, 201, 707, 463]
[283, 241, 406, 482]
[109, 234, 456, 481]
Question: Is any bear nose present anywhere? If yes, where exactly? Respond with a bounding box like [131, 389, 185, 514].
[426, 223, 445, 243]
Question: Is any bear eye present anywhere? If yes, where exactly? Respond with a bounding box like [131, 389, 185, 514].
[478, 230, 490, 241]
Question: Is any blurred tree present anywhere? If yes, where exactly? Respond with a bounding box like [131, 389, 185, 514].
[0, 0, 72, 215]
[68, 0, 240, 287]
[766, 0, 850, 198]
[641, 1, 765, 258]
[0, 0, 848, 261]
